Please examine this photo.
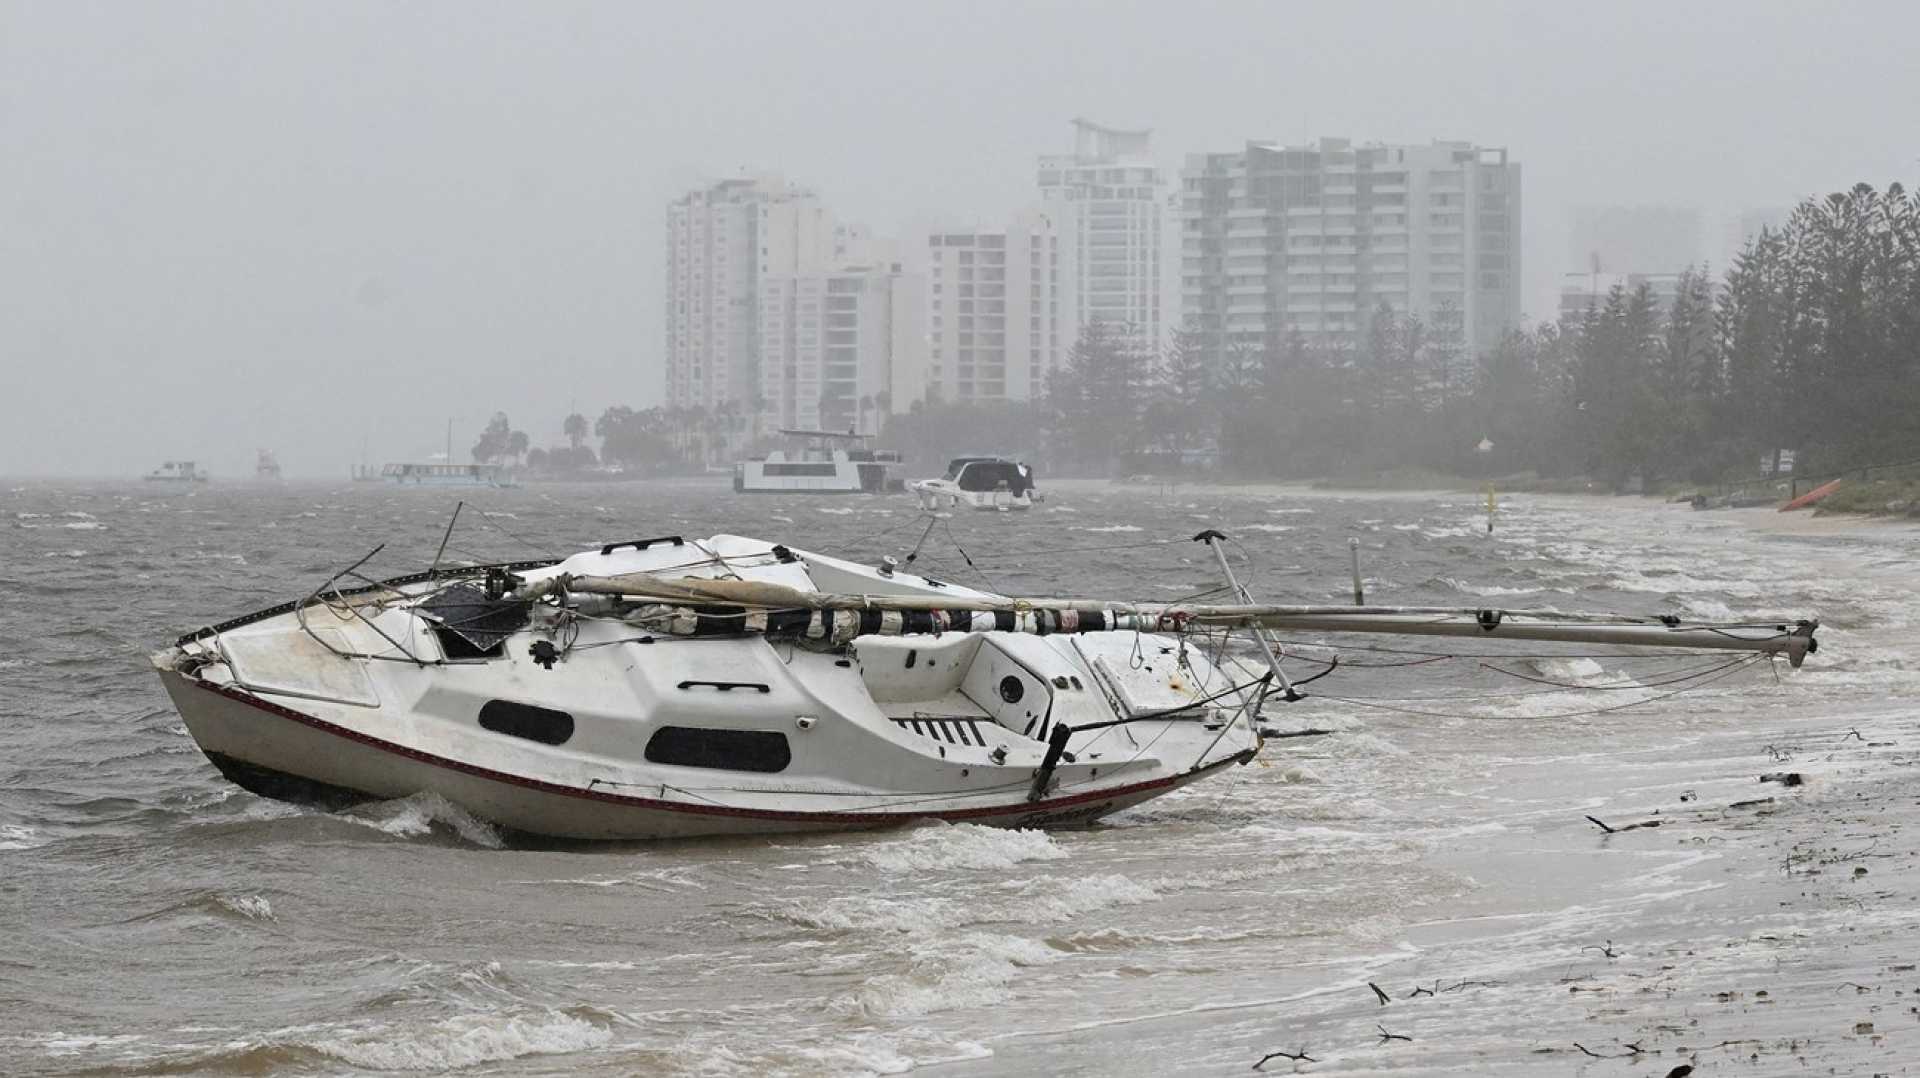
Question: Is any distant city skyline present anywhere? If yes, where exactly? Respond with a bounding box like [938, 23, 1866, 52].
[6, 3, 1914, 476]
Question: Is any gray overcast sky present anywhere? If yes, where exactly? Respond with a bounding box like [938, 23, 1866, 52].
[3, 0, 1914, 477]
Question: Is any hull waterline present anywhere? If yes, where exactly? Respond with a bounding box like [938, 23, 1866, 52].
[160, 671, 1250, 841]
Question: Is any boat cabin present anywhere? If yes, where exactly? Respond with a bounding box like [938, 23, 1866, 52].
[735, 430, 901, 494]
[943, 457, 1035, 496]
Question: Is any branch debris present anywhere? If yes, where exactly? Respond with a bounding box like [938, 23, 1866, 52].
[1585, 814, 1660, 833]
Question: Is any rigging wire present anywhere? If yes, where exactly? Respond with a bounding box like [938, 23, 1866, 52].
[1309, 653, 1766, 720]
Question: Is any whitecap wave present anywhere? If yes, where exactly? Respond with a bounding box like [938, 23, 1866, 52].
[309, 1009, 611, 1070]
[217, 893, 275, 920]
[1014, 872, 1162, 921]
[1436, 576, 1541, 597]
[0, 824, 47, 850]
[791, 894, 963, 934]
[853, 822, 1068, 873]
[844, 932, 1059, 1018]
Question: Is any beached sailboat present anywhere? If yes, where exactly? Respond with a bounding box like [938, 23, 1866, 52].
[149, 528, 1819, 841]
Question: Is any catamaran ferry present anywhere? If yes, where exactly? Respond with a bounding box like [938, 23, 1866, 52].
[733, 430, 901, 494]
[379, 462, 517, 487]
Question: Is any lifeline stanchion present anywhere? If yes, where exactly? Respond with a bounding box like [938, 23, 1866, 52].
[1194, 530, 1299, 705]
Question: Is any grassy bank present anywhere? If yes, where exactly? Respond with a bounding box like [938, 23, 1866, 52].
[1308, 468, 1636, 496]
[1814, 476, 1920, 517]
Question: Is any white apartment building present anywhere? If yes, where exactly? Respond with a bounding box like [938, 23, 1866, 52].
[665, 175, 859, 414]
[668, 174, 921, 430]
[1180, 138, 1522, 364]
[924, 209, 1067, 403]
[758, 262, 926, 433]
[1038, 118, 1176, 352]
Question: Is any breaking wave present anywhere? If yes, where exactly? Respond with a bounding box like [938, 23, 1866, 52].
[842, 932, 1059, 1018]
[851, 823, 1068, 873]
[0, 824, 47, 850]
[341, 792, 504, 848]
[1434, 575, 1545, 597]
[216, 893, 275, 920]
[309, 1009, 611, 1070]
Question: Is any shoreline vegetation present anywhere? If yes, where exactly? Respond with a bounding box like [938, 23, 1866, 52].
[465, 182, 1920, 521]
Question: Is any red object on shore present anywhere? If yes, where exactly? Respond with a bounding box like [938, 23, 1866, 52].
[1779, 478, 1843, 511]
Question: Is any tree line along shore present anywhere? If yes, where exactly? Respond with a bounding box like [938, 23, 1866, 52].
[476, 182, 1920, 515]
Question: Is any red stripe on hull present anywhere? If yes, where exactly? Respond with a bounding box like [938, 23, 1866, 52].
[188, 678, 1248, 828]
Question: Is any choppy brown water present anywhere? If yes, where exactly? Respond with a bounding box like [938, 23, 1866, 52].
[3, 478, 1913, 1075]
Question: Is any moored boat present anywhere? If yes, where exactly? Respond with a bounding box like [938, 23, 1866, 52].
[144, 460, 208, 483]
[379, 462, 517, 487]
[734, 430, 900, 494]
[909, 457, 1038, 511]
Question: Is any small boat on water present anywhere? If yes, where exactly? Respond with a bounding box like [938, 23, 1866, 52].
[734, 430, 902, 494]
[255, 450, 282, 481]
[910, 457, 1038, 511]
[379, 462, 517, 487]
[144, 460, 208, 483]
[150, 530, 1819, 841]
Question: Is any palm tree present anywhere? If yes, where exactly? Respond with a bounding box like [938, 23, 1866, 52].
[563, 412, 588, 451]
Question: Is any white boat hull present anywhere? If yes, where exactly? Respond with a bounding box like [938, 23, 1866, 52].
[159, 670, 1245, 840]
[909, 480, 1033, 511]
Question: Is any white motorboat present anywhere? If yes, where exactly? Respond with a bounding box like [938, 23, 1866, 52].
[734, 430, 901, 494]
[909, 457, 1038, 511]
[151, 532, 1818, 842]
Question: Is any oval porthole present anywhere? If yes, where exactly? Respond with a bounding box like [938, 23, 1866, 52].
[644, 726, 791, 773]
[998, 675, 1024, 703]
[478, 700, 574, 746]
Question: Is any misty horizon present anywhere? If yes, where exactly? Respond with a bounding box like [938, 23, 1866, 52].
[4, 1, 1915, 478]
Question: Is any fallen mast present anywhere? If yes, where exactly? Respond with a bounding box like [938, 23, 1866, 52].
[522, 574, 1820, 667]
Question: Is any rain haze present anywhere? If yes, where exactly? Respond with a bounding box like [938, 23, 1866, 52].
[3, 0, 1915, 478]
[12, 6, 1920, 1073]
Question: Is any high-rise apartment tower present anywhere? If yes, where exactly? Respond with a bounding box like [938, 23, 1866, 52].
[1180, 138, 1521, 364]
